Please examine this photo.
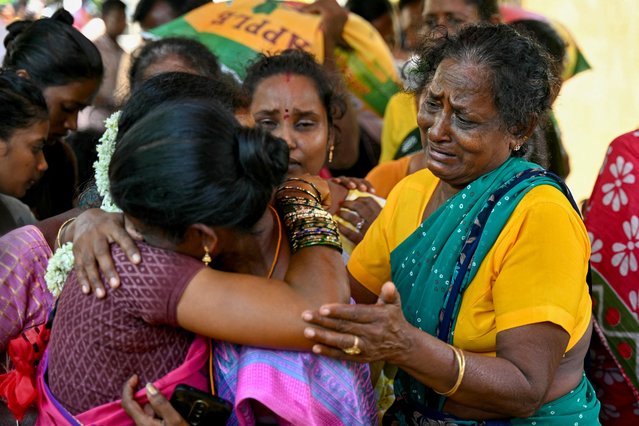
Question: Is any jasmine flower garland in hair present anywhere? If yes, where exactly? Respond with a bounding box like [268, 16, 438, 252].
[94, 111, 122, 213]
[44, 243, 74, 297]
[45, 111, 122, 296]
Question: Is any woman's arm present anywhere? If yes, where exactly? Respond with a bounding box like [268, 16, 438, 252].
[35, 207, 81, 250]
[302, 282, 572, 419]
[178, 178, 349, 350]
[178, 244, 348, 350]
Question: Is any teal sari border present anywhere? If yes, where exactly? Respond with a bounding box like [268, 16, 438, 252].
[389, 157, 584, 418]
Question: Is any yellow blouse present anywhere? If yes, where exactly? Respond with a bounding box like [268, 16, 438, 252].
[348, 169, 592, 353]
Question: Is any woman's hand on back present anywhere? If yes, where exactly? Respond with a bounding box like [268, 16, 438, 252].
[72, 208, 142, 298]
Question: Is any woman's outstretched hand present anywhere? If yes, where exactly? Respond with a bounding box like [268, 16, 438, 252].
[302, 282, 412, 363]
[121, 375, 188, 426]
[72, 208, 142, 298]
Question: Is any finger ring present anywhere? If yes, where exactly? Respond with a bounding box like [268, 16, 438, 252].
[342, 335, 362, 355]
[355, 218, 365, 232]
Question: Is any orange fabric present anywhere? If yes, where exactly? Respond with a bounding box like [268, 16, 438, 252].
[365, 155, 412, 198]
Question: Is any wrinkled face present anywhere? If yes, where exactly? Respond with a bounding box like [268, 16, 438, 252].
[250, 74, 330, 177]
[423, 0, 482, 35]
[417, 58, 515, 188]
[0, 120, 49, 197]
[43, 78, 100, 143]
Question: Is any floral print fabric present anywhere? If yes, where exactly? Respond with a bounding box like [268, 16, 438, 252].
[584, 130, 639, 424]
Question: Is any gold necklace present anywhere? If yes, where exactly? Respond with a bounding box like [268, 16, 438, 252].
[267, 205, 282, 279]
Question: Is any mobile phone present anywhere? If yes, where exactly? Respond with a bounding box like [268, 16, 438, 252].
[169, 384, 232, 425]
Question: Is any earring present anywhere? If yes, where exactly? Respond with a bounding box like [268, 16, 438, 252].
[202, 246, 211, 266]
[513, 145, 521, 152]
[328, 143, 335, 164]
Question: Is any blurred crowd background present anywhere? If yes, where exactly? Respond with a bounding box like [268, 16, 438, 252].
[2, 0, 636, 203]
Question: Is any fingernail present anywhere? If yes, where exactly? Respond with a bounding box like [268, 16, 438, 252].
[145, 382, 158, 396]
[312, 345, 321, 354]
[82, 285, 89, 294]
[96, 288, 105, 298]
[109, 277, 119, 288]
[319, 307, 330, 315]
[132, 254, 141, 264]
[301, 311, 312, 321]
[304, 327, 315, 338]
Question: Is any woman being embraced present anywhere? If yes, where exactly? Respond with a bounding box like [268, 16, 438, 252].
[37, 99, 375, 425]
[302, 24, 599, 425]
[243, 49, 384, 255]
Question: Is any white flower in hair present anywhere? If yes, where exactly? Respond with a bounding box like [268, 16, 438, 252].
[45, 111, 122, 296]
[44, 243, 74, 297]
[94, 111, 122, 213]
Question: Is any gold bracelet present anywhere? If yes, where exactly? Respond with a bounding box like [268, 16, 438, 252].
[283, 177, 321, 200]
[56, 217, 77, 249]
[276, 186, 321, 204]
[435, 345, 466, 397]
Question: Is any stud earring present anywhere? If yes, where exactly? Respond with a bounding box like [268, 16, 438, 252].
[202, 246, 211, 266]
[328, 143, 335, 164]
[513, 145, 521, 152]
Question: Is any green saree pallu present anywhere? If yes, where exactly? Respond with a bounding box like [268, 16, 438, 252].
[388, 157, 600, 425]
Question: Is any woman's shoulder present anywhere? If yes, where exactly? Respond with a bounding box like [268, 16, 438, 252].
[518, 184, 581, 215]
[609, 129, 639, 151]
[507, 184, 588, 245]
[0, 194, 37, 234]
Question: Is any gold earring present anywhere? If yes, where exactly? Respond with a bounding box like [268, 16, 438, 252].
[202, 246, 211, 266]
[328, 143, 335, 164]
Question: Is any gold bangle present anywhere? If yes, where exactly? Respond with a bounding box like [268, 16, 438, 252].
[276, 186, 321, 204]
[283, 177, 321, 200]
[435, 345, 465, 397]
[56, 217, 76, 249]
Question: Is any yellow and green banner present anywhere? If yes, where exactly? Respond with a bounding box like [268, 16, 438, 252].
[150, 0, 400, 117]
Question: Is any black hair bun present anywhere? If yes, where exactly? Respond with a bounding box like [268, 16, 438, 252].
[4, 20, 31, 49]
[51, 8, 74, 25]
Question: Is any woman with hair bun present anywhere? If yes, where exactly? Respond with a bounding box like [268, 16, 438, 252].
[2, 8, 103, 219]
[36, 99, 375, 425]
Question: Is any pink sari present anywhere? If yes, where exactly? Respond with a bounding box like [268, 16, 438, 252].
[34, 335, 209, 426]
[0, 225, 53, 352]
[0, 226, 54, 420]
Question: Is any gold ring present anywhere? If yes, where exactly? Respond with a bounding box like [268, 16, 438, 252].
[342, 336, 361, 355]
